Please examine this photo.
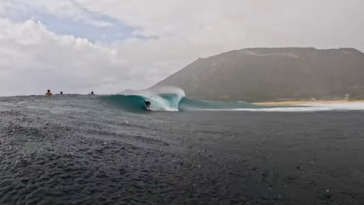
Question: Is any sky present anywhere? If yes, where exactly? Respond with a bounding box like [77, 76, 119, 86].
[0, 0, 363, 96]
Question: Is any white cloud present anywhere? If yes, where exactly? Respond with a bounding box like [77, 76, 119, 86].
[0, 0, 363, 96]
[74, 0, 364, 48]
[0, 18, 140, 96]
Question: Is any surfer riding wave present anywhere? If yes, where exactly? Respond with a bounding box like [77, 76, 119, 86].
[144, 101, 151, 110]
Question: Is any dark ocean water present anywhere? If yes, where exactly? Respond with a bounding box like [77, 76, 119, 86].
[1, 95, 364, 205]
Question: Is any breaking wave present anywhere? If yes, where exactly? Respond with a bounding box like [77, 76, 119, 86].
[98, 86, 259, 113]
[98, 86, 364, 113]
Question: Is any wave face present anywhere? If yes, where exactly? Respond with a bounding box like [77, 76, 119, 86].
[100, 94, 183, 113]
[100, 86, 259, 113]
[101, 86, 185, 113]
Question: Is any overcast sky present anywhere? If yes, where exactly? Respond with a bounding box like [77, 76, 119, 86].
[0, 0, 363, 96]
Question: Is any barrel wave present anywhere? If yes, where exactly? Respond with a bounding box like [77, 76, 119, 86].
[98, 86, 260, 113]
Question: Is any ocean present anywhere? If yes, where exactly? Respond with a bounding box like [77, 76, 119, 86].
[1, 87, 364, 205]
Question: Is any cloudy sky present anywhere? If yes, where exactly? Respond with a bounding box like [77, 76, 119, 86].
[0, 0, 363, 96]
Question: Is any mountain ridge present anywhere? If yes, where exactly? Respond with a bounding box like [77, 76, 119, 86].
[155, 47, 364, 102]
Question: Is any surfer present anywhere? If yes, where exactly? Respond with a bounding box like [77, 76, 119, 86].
[45, 90, 52, 96]
[60, 91, 63, 95]
[145, 101, 151, 110]
[89, 91, 94, 95]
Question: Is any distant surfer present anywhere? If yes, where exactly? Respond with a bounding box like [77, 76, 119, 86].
[89, 91, 94, 95]
[60, 91, 63, 95]
[144, 101, 151, 110]
[45, 90, 52, 96]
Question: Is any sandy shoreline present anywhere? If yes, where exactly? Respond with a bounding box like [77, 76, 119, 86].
[253, 100, 364, 106]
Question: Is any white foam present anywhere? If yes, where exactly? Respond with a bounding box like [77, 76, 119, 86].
[202, 102, 364, 112]
[147, 94, 180, 112]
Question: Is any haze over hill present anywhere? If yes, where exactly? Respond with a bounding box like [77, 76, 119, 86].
[156, 47, 364, 102]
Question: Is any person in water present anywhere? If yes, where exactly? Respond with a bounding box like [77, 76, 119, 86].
[90, 91, 94, 95]
[45, 90, 52, 96]
[145, 101, 151, 109]
[60, 91, 63, 95]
